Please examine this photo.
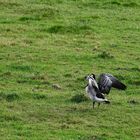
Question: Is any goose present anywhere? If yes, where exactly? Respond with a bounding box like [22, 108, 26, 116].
[85, 74, 110, 108]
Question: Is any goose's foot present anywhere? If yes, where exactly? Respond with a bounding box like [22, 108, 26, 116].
[93, 101, 95, 109]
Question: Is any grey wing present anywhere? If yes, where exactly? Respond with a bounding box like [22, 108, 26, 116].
[98, 74, 112, 94]
[105, 73, 127, 90]
[98, 73, 127, 94]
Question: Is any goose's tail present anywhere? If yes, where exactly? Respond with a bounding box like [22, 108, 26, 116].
[104, 99, 110, 104]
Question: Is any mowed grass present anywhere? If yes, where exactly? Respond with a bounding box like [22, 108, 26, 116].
[0, 0, 140, 139]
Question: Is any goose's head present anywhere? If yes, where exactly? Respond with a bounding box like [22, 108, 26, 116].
[85, 74, 96, 81]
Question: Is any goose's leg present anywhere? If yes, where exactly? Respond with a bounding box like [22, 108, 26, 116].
[98, 103, 101, 107]
[93, 101, 95, 109]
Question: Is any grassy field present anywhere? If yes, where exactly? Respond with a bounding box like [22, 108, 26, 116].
[0, 0, 140, 139]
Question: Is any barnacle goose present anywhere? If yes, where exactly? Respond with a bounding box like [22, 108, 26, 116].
[85, 74, 110, 108]
[85, 73, 126, 108]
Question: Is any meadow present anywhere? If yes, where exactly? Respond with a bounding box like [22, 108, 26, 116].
[0, 0, 140, 139]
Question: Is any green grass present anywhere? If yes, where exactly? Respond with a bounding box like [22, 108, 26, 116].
[0, 0, 140, 139]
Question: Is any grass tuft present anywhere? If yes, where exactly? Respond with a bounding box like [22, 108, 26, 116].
[104, 1, 121, 6]
[110, 1, 121, 5]
[10, 65, 32, 72]
[128, 100, 139, 105]
[122, 2, 139, 7]
[80, 135, 106, 140]
[98, 51, 114, 59]
[32, 93, 48, 100]
[71, 94, 88, 103]
[128, 80, 140, 86]
[19, 16, 41, 21]
[0, 92, 20, 102]
[47, 24, 92, 34]
[6, 93, 20, 102]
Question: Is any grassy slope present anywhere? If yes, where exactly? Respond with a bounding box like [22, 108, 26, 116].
[0, 0, 140, 139]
